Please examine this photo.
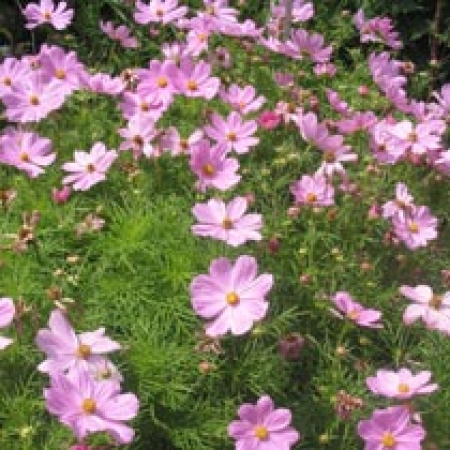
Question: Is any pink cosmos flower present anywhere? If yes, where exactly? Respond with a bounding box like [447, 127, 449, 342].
[336, 111, 377, 134]
[100, 21, 139, 49]
[189, 140, 241, 192]
[290, 173, 334, 207]
[39, 44, 86, 92]
[389, 119, 444, 156]
[369, 119, 407, 164]
[2, 73, 67, 123]
[331, 291, 383, 328]
[120, 91, 164, 121]
[326, 89, 350, 116]
[160, 127, 203, 156]
[136, 59, 178, 105]
[219, 84, 266, 115]
[134, 0, 187, 25]
[82, 72, 125, 96]
[118, 114, 157, 159]
[366, 368, 438, 400]
[0, 298, 15, 350]
[0, 129, 56, 178]
[257, 111, 281, 130]
[23, 0, 74, 30]
[62, 142, 118, 191]
[35, 309, 121, 375]
[314, 62, 337, 77]
[353, 9, 402, 50]
[190, 255, 273, 336]
[0, 57, 31, 97]
[399, 284, 450, 333]
[392, 206, 438, 250]
[191, 196, 262, 246]
[382, 182, 414, 220]
[204, 111, 259, 154]
[45, 367, 139, 444]
[271, 0, 314, 24]
[228, 395, 300, 450]
[284, 29, 332, 63]
[173, 57, 220, 100]
[358, 406, 425, 450]
[433, 83, 450, 122]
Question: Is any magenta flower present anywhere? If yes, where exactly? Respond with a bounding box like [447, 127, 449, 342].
[204, 111, 259, 154]
[228, 395, 300, 450]
[285, 29, 332, 63]
[366, 368, 438, 400]
[358, 406, 425, 450]
[392, 206, 438, 250]
[62, 142, 118, 191]
[36, 309, 121, 375]
[45, 367, 139, 444]
[399, 284, 450, 333]
[190, 256, 273, 336]
[0, 298, 15, 350]
[100, 21, 139, 49]
[134, 0, 187, 25]
[52, 186, 71, 204]
[219, 84, 266, 115]
[192, 196, 262, 247]
[23, 0, 74, 30]
[258, 111, 281, 130]
[0, 129, 56, 178]
[174, 57, 220, 100]
[331, 291, 383, 328]
[290, 173, 334, 207]
[189, 140, 241, 192]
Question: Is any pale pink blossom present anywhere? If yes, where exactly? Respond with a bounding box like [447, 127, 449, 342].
[0, 298, 15, 350]
[23, 0, 74, 30]
[191, 197, 262, 246]
[190, 255, 273, 336]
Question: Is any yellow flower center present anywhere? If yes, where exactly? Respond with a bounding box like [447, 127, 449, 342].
[156, 8, 164, 17]
[157, 76, 168, 88]
[81, 398, 96, 414]
[55, 68, 66, 80]
[381, 432, 396, 448]
[202, 164, 215, 176]
[141, 102, 150, 112]
[3, 77, 11, 86]
[254, 425, 269, 440]
[397, 383, 410, 394]
[133, 135, 144, 147]
[347, 309, 359, 320]
[407, 132, 417, 142]
[76, 343, 92, 359]
[43, 11, 52, 20]
[180, 139, 188, 151]
[187, 80, 198, 91]
[19, 152, 30, 162]
[29, 95, 40, 106]
[227, 132, 237, 142]
[306, 193, 317, 203]
[222, 217, 233, 230]
[198, 32, 208, 42]
[226, 292, 239, 306]
[408, 222, 419, 233]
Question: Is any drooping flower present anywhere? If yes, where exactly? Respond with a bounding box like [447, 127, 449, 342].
[0, 298, 15, 349]
[23, 0, 74, 30]
[357, 406, 425, 450]
[191, 196, 262, 247]
[189, 140, 241, 192]
[45, 367, 139, 444]
[228, 395, 300, 450]
[62, 142, 118, 191]
[190, 255, 273, 336]
[36, 309, 121, 375]
[330, 291, 383, 328]
[100, 21, 139, 48]
[219, 84, 265, 115]
[366, 368, 438, 400]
